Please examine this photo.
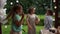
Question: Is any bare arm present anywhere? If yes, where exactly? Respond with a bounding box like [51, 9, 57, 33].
[26, 15, 32, 29]
[19, 13, 24, 25]
[4, 11, 13, 20]
[35, 15, 40, 24]
[15, 13, 24, 26]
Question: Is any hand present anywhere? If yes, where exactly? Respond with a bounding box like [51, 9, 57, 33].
[22, 13, 24, 18]
[28, 25, 32, 30]
[35, 19, 40, 24]
[15, 22, 20, 27]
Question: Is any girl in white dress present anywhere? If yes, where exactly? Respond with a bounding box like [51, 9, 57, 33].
[26, 7, 40, 34]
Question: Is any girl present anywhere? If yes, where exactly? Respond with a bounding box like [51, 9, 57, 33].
[26, 7, 40, 34]
[4, 4, 24, 34]
[44, 10, 53, 30]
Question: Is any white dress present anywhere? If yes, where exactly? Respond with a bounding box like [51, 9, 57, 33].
[27, 14, 38, 34]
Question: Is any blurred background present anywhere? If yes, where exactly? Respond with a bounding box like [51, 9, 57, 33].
[1, 0, 60, 34]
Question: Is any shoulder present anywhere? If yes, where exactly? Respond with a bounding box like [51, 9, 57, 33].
[34, 14, 38, 17]
[26, 14, 29, 17]
[33, 14, 36, 15]
[45, 15, 49, 18]
[27, 14, 30, 16]
[26, 14, 30, 18]
[44, 15, 49, 20]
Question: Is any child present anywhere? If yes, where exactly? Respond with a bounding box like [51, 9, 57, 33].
[26, 7, 40, 34]
[4, 4, 24, 34]
[44, 9, 53, 30]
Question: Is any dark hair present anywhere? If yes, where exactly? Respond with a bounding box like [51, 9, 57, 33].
[47, 10, 53, 15]
[6, 4, 23, 19]
[11, 4, 23, 13]
[9, 4, 23, 18]
[28, 7, 35, 14]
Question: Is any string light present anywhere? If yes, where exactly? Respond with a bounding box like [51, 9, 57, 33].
[10, 2, 13, 5]
[16, 0, 19, 3]
[5, 2, 7, 5]
[53, 0, 56, 2]
[5, 25, 7, 28]
[34, 7, 36, 10]
[54, 6, 57, 9]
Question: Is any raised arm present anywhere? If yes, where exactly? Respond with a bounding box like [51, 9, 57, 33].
[15, 13, 24, 27]
[19, 13, 24, 25]
[26, 15, 32, 29]
[5, 11, 13, 20]
[35, 15, 40, 24]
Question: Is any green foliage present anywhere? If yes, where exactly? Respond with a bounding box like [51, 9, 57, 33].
[2, 25, 44, 34]
[5, 0, 53, 15]
[6, 15, 44, 26]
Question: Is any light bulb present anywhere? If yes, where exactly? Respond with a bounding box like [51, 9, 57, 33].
[54, 6, 57, 9]
[5, 25, 7, 28]
[53, 0, 56, 2]
[16, 0, 19, 3]
[10, 2, 13, 5]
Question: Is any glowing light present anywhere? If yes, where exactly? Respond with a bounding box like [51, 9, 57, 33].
[10, 2, 13, 5]
[54, 6, 57, 9]
[5, 2, 7, 5]
[16, 0, 19, 3]
[34, 8, 36, 10]
[5, 25, 7, 28]
[53, 0, 56, 2]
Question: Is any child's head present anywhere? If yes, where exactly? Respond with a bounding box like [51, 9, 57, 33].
[28, 7, 35, 14]
[11, 4, 23, 14]
[46, 10, 53, 16]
